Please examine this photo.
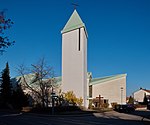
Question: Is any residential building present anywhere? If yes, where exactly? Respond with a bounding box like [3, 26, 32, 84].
[133, 88, 150, 103]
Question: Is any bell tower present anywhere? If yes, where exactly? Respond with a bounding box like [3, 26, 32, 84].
[61, 9, 88, 108]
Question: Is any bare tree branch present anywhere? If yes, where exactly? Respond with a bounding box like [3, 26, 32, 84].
[16, 58, 56, 108]
[17, 64, 41, 98]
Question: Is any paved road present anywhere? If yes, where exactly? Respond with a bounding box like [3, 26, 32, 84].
[0, 111, 150, 125]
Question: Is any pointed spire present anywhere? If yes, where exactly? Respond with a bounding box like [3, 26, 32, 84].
[61, 10, 87, 34]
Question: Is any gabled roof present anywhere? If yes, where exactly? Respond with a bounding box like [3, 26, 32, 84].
[61, 9, 87, 35]
[133, 88, 150, 94]
[11, 74, 62, 88]
[89, 74, 127, 86]
[143, 89, 150, 93]
[12, 73, 126, 87]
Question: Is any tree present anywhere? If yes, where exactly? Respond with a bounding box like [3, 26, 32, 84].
[143, 93, 148, 105]
[0, 62, 12, 107]
[64, 91, 77, 105]
[64, 91, 83, 106]
[0, 10, 15, 54]
[128, 96, 134, 104]
[76, 97, 83, 107]
[17, 58, 57, 108]
[12, 84, 29, 109]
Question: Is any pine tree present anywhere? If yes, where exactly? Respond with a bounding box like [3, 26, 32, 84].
[143, 93, 148, 105]
[128, 96, 134, 104]
[12, 84, 29, 109]
[0, 62, 12, 106]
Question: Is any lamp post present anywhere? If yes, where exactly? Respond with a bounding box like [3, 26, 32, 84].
[121, 87, 123, 105]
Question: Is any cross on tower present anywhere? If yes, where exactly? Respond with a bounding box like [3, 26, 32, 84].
[71, 3, 79, 9]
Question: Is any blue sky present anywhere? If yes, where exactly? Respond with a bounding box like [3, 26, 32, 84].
[0, 0, 150, 96]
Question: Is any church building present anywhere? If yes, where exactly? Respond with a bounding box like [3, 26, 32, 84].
[12, 9, 127, 108]
[61, 9, 88, 108]
[61, 9, 127, 108]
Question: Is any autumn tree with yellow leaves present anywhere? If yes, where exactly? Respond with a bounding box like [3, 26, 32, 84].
[64, 91, 83, 106]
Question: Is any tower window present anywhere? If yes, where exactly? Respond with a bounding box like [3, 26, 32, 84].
[89, 85, 92, 98]
[78, 28, 80, 51]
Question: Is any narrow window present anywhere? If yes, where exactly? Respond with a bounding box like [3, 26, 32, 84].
[78, 28, 80, 51]
[89, 85, 92, 98]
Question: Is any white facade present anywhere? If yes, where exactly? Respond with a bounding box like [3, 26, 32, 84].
[61, 10, 88, 108]
[133, 89, 150, 102]
[13, 73, 127, 108]
[89, 74, 126, 107]
[60, 10, 127, 108]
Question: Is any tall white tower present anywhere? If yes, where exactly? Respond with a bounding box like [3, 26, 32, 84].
[61, 10, 88, 108]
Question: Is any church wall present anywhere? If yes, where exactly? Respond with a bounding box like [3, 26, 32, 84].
[62, 28, 87, 107]
[81, 28, 88, 107]
[92, 76, 126, 107]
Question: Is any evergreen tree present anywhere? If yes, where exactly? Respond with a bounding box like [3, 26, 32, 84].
[128, 96, 134, 104]
[0, 62, 12, 106]
[143, 93, 148, 105]
[12, 84, 29, 109]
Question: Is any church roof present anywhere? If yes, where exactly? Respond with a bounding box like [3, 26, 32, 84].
[61, 9, 87, 35]
[89, 74, 127, 86]
[11, 74, 62, 88]
[12, 73, 126, 87]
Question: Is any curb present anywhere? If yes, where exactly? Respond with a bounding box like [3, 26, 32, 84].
[22, 111, 95, 117]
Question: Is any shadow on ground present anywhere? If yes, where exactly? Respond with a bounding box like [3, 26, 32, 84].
[0, 108, 150, 125]
[130, 110, 150, 119]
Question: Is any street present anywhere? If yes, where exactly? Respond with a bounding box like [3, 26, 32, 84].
[0, 110, 150, 125]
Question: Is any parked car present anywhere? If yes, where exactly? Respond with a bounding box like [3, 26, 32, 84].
[114, 104, 135, 113]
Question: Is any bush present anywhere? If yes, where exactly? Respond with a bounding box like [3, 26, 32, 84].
[63, 91, 83, 106]
[76, 97, 83, 106]
[88, 99, 94, 109]
[101, 103, 109, 108]
[111, 102, 117, 109]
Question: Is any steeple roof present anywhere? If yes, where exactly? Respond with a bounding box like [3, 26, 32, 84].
[61, 9, 87, 35]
